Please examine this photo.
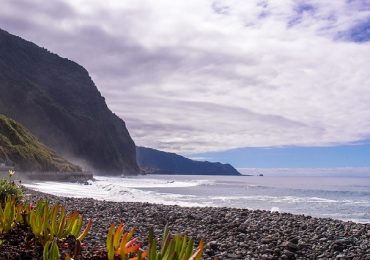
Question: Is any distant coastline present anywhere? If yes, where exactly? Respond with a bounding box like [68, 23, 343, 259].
[238, 167, 370, 177]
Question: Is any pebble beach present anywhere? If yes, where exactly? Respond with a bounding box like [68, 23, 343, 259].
[21, 188, 370, 260]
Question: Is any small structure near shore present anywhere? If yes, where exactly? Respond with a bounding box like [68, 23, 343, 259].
[0, 170, 93, 183]
[0, 158, 15, 173]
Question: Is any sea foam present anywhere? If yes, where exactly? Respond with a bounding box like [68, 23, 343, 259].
[24, 174, 370, 223]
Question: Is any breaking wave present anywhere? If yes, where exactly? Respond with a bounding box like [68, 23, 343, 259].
[24, 174, 370, 223]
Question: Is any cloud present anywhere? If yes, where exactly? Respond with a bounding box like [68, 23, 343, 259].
[1, 0, 370, 154]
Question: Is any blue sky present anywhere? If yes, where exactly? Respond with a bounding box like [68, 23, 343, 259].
[1, 0, 370, 167]
[192, 142, 370, 168]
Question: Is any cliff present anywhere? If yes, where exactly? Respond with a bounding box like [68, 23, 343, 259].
[0, 29, 139, 175]
[137, 147, 241, 175]
[0, 114, 81, 172]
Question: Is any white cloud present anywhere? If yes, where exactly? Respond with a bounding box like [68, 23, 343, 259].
[1, 0, 370, 153]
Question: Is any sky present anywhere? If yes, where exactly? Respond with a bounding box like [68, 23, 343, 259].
[193, 143, 370, 168]
[1, 0, 370, 167]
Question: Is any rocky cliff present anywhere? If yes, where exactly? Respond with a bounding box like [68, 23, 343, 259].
[137, 147, 241, 175]
[0, 114, 81, 172]
[0, 29, 138, 175]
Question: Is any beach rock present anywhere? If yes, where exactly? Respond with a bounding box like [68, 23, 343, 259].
[16, 188, 370, 260]
[331, 238, 354, 251]
[289, 236, 299, 244]
[283, 249, 295, 258]
[281, 241, 299, 251]
[207, 241, 219, 250]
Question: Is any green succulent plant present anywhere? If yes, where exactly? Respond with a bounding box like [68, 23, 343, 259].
[43, 239, 60, 260]
[105, 223, 204, 260]
[0, 196, 16, 235]
[148, 225, 204, 260]
[106, 223, 145, 260]
[27, 200, 92, 260]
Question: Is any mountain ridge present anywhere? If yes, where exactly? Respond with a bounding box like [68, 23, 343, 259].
[137, 146, 241, 175]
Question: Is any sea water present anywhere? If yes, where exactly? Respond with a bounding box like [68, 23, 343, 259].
[24, 169, 370, 223]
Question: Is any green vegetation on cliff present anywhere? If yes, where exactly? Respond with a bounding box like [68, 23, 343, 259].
[0, 114, 81, 172]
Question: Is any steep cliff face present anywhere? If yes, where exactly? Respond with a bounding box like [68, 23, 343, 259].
[0, 114, 81, 172]
[137, 147, 241, 175]
[0, 29, 139, 174]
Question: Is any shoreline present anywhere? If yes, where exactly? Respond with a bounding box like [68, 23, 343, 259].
[21, 174, 370, 224]
[23, 188, 370, 259]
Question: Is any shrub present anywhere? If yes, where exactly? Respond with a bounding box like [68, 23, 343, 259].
[0, 170, 23, 203]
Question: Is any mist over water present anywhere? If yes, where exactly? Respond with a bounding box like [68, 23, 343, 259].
[25, 169, 370, 223]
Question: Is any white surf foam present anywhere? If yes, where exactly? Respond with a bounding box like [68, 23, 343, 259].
[94, 176, 213, 188]
[23, 175, 370, 223]
[210, 195, 354, 204]
[24, 177, 213, 207]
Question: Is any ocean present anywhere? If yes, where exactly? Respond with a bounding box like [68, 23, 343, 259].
[24, 169, 370, 223]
